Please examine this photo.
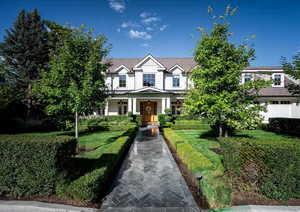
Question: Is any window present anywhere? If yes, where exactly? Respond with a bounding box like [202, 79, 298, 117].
[244, 74, 252, 83]
[119, 75, 126, 87]
[280, 101, 290, 104]
[118, 106, 122, 115]
[270, 101, 279, 104]
[173, 75, 180, 87]
[143, 74, 155, 87]
[272, 74, 283, 87]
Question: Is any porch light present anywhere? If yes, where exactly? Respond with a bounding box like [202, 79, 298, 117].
[193, 173, 203, 195]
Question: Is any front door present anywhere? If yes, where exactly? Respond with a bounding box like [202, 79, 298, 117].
[141, 101, 157, 123]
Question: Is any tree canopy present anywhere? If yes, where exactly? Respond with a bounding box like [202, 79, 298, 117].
[34, 26, 110, 138]
[282, 53, 300, 99]
[184, 6, 269, 137]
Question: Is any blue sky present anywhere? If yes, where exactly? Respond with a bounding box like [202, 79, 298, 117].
[0, 0, 299, 66]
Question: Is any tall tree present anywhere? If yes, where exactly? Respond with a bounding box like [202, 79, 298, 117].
[0, 9, 49, 118]
[34, 26, 110, 139]
[184, 6, 269, 137]
[281, 53, 300, 100]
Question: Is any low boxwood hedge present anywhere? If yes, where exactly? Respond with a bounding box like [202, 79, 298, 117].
[63, 127, 137, 202]
[266, 118, 300, 136]
[171, 120, 211, 130]
[0, 135, 77, 198]
[219, 136, 300, 201]
[163, 128, 231, 208]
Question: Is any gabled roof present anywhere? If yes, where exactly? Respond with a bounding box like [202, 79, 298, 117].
[104, 55, 284, 73]
[130, 87, 166, 94]
[133, 54, 166, 70]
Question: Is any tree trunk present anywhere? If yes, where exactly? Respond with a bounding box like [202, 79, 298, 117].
[224, 128, 228, 137]
[75, 110, 78, 140]
[219, 124, 223, 137]
[26, 83, 32, 121]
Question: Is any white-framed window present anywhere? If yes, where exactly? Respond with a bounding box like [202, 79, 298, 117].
[173, 75, 180, 87]
[242, 73, 253, 84]
[143, 74, 155, 87]
[119, 75, 126, 87]
[272, 73, 284, 87]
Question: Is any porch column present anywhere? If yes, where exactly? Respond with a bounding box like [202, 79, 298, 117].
[166, 97, 171, 110]
[128, 98, 132, 113]
[105, 100, 109, 116]
[132, 98, 137, 115]
[161, 98, 166, 114]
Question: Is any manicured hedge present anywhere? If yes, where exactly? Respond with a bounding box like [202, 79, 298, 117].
[219, 136, 300, 201]
[86, 118, 136, 132]
[63, 127, 137, 202]
[267, 118, 300, 136]
[0, 135, 77, 197]
[171, 120, 211, 130]
[163, 128, 231, 208]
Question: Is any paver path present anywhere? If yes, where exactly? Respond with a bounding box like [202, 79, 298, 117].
[101, 126, 200, 212]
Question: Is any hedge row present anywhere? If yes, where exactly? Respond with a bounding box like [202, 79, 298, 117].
[163, 128, 231, 208]
[0, 135, 77, 197]
[219, 136, 300, 201]
[266, 118, 300, 136]
[171, 120, 211, 130]
[85, 118, 136, 132]
[62, 127, 137, 202]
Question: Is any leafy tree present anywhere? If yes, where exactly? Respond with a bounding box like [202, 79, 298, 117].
[184, 6, 269, 137]
[34, 26, 110, 139]
[0, 61, 16, 110]
[281, 53, 300, 100]
[0, 9, 50, 119]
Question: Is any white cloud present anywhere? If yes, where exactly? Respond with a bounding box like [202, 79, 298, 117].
[121, 21, 140, 28]
[146, 27, 153, 31]
[159, 25, 168, 31]
[140, 12, 151, 18]
[108, 0, 125, 13]
[129, 30, 152, 40]
[141, 43, 150, 48]
[117, 28, 121, 32]
[141, 17, 160, 24]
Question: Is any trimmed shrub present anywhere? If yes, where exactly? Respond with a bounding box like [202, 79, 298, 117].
[267, 118, 300, 136]
[86, 118, 136, 132]
[0, 135, 77, 197]
[64, 127, 137, 202]
[219, 136, 300, 201]
[163, 128, 231, 208]
[171, 120, 211, 130]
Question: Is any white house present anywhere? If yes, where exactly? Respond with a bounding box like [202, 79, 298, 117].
[98, 54, 300, 123]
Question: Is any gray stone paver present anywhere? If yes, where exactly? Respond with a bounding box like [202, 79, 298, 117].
[100, 126, 200, 212]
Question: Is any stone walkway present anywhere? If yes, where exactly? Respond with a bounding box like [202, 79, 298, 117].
[100, 126, 200, 212]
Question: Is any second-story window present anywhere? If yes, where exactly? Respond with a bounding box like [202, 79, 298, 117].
[244, 74, 252, 83]
[143, 74, 155, 87]
[173, 75, 180, 87]
[119, 75, 126, 87]
[273, 74, 282, 87]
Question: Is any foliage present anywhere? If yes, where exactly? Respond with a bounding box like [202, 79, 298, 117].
[86, 118, 136, 132]
[34, 26, 110, 138]
[0, 9, 50, 118]
[219, 134, 300, 201]
[0, 62, 16, 110]
[282, 52, 300, 100]
[184, 6, 269, 137]
[163, 128, 231, 208]
[0, 135, 77, 197]
[63, 128, 136, 202]
[266, 118, 300, 136]
[171, 120, 211, 130]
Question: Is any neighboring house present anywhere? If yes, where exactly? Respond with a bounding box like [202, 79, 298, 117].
[97, 54, 300, 123]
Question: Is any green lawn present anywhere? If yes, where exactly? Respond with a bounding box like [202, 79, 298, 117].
[78, 130, 126, 159]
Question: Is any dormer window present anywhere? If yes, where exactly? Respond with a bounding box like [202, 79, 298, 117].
[119, 75, 126, 87]
[143, 74, 155, 87]
[272, 73, 284, 87]
[173, 75, 180, 87]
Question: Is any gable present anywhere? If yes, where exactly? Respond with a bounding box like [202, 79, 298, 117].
[133, 54, 166, 70]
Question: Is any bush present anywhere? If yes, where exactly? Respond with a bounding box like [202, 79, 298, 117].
[135, 115, 142, 126]
[171, 120, 211, 130]
[163, 128, 231, 208]
[267, 118, 300, 136]
[64, 127, 137, 202]
[219, 136, 300, 201]
[0, 135, 77, 197]
[86, 118, 136, 132]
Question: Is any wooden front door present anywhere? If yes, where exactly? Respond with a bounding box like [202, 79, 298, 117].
[141, 101, 157, 123]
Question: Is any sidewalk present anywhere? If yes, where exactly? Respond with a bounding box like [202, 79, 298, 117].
[209, 205, 300, 212]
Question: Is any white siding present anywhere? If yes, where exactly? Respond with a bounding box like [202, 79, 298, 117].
[165, 67, 187, 90]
